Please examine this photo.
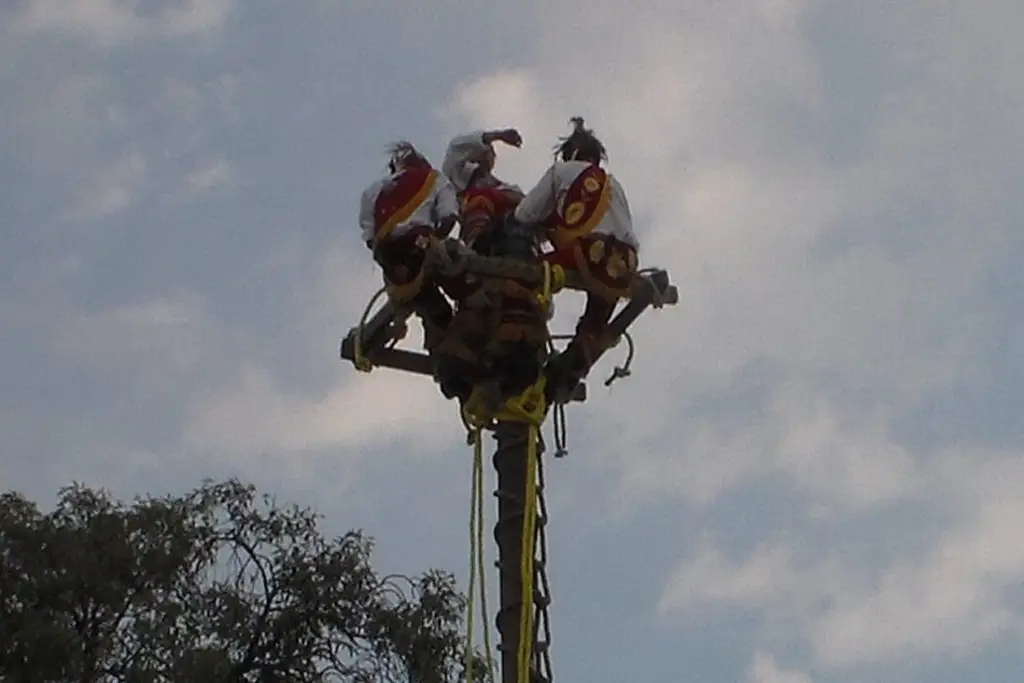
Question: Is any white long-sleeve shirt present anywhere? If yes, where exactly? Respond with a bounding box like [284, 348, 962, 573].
[513, 160, 639, 249]
[358, 168, 460, 243]
[441, 131, 488, 193]
[441, 130, 522, 195]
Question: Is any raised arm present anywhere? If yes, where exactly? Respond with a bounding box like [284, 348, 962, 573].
[441, 128, 523, 190]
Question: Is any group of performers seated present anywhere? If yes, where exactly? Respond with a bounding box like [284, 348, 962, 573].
[357, 118, 641, 410]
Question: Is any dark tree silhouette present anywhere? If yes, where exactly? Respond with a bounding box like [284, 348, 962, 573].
[0, 479, 485, 683]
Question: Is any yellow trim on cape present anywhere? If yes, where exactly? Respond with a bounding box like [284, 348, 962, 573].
[374, 169, 438, 247]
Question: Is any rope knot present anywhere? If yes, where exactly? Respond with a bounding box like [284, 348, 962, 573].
[436, 238, 472, 277]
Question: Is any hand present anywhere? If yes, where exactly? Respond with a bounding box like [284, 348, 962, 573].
[485, 128, 523, 148]
[499, 128, 523, 148]
[435, 216, 458, 238]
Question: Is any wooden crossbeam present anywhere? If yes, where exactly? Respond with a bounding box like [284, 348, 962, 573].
[339, 246, 676, 404]
[339, 299, 409, 368]
[425, 239, 679, 305]
[340, 340, 589, 402]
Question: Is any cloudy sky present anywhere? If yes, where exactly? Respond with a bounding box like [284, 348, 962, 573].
[3, 1, 1023, 681]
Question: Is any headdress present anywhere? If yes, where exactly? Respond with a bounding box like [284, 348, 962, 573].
[554, 117, 607, 163]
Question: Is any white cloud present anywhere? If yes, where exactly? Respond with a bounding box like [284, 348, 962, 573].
[659, 539, 809, 614]
[3, 59, 241, 227]
[437, 69, 560, 185]
[52, 291, 212, 382]
[297, 236, 404, 370]
[61, 150, 147, 221]
[589, 379, 920, 515]
[13, 0, 140, 46]
[4, 72, 129, 208]
[184, 155, 232, 193]
[746, 652, 813, 683]
[158, 0, 235, 38]
[768, 384, 920, 515]
[166, 222, 468, 484]
[182, 362, 460, 462]
[811, 451, 1024, 668]
[436, 0, 1015, 507]
[14, 0, 235, 46]
[438, 0, 1024, 676]
[437, 0, 1010, 407]
[657, 450, 1024, 670]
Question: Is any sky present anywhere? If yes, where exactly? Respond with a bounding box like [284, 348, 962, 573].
[2, 1, 1023, 682]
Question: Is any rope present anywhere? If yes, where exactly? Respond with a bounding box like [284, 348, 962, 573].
[518, 421, 540, 683]
[532, 444, 555, 682]
[435, 237, 471, 277]
[636, 267, 667, 308]
[598, 265, 665, 386]
[475, 437, 493, 682]
[604, 331, 635, 388]
[546, 336, 570, 459]
[352, 285, 389, 373]
[465, 426, 494, 683]
[551, 402, 568, 459]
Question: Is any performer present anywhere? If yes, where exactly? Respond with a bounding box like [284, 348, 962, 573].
[513, 117, 641, 401]
[358, 141, 460, 351]
[441, 127, 525, 248]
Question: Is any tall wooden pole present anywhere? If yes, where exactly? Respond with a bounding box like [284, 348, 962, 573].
[491, 421, 553, 683]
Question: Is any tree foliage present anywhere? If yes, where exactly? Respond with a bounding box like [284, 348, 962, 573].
[0, 479, 483, 683]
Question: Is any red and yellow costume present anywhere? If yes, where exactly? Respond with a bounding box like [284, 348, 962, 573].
[368, 166, 444, 301]
[514, 159, 640, 384]
[359, 155, 460, 349]
[540, 163, 638, 306]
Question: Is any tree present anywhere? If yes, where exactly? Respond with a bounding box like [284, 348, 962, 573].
[0, 479, 485, 683]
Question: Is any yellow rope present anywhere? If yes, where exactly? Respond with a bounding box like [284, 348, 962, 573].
[465, 428, 478, 679]
[517, 420, 540, 683]
[352, 285, 389, 372]
[536, 261, 565, 316]
[465, 426, 494, 683]
[476, 434, 494, 682]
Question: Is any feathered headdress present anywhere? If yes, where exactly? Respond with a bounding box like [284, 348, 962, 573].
[554, 116, 607, 163]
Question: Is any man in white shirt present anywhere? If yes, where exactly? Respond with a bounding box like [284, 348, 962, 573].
[512, 118, 641, 401]
[441, 127, 523, 194]
[358, 141, 461, 351]
[441, 128, 525, 248]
